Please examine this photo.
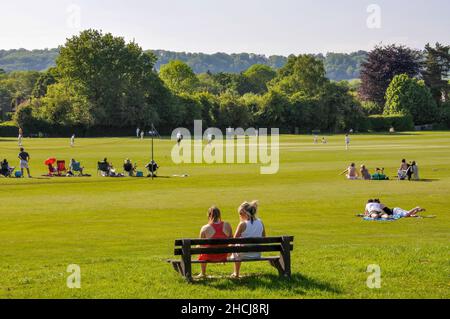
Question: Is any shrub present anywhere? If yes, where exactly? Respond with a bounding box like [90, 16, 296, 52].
[368, 114, 414, 131]
[0, 121, 19, 137]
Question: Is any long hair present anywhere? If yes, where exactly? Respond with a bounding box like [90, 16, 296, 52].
[239, 200, 259, 224]
[208, 206, 221, 223]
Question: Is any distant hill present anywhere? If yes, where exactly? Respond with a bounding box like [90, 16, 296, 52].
[0, 48, 367, 81]
[0, 48, 59, 72]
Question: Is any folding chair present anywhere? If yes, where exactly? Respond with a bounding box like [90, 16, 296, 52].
[97, 162, 110, 176]
[56, 160, 68, 176]
[71, 161, 83, 176]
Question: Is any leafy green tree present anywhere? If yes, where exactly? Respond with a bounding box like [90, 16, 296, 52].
[256, 90, 290, 128]
[271, 55, 328, 96]
[32, 67, 58, 98]
[242, 64, 276, 94]
[422, 43, 450, 104]
[57, 29, 159, 127]
[0, 84, 12, 120]
[159, 60, 199, 94]
[385, 74, 438, 124]
[37, 82, 92, 126]
[217, 91, 251, 128]
[359, 45, 422, 105]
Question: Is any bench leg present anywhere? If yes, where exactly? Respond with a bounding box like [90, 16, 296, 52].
[181, 240, 193, 282]
[269, 259, 284, 277]
[170, 261, 183, 276]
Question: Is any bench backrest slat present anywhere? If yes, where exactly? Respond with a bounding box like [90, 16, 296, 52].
[174, 236, 293, 246]
[174, 244, 294, 256]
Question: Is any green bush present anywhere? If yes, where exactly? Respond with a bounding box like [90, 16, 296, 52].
[369, 114, 414, 132]
[0, 121, 19, 137]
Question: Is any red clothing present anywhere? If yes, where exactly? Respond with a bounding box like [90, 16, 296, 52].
[198, 222, 229, 262]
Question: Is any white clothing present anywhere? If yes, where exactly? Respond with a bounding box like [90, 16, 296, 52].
[365, 203, 382, 213]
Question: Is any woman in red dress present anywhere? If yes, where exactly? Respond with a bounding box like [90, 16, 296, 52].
[197, 206, 232, 278]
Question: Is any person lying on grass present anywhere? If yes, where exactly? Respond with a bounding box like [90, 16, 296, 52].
[231, 201, 266, 278]
[197, 206, 232, 278]
[340, 163, 359, 180]
[364, 198, 426, 219]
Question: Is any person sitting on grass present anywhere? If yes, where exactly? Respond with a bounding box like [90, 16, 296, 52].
[372, 168, 389, 180]
[410, 161, 419, 180]
[0, 159, 14, 177]
[231, 201, 266, 278]
[360, 165, 371, 180]
[123, 159, 136, 176]
[340, 163, 359, 180]
[145, 160, 159, 177]
[69, 159, 84, 176]
[100, 158, 117, 176]
[197, 206, 233, 278]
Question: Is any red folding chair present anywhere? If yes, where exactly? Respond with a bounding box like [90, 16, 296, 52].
[56, 160, 67, 176]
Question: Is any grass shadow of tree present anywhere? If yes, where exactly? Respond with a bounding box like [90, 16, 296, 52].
[193, 273, 341, 296]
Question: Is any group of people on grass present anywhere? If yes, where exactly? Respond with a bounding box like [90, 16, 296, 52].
[98, 157, 159, 178]
[364, 198, 426, 219]
[197, 201, 265, 278]
[1, 147, 158, 178]
[398, 159, 419, 180]
[341, 159, 420, 181]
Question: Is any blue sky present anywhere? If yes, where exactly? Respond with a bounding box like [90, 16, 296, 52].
[1, 0, 449, 55]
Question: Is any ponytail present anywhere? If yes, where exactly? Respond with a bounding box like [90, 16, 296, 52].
[239, 200, 259, 224]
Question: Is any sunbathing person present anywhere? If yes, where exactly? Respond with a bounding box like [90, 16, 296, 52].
[231, 201, 266, 278]
[197, 206, 232, 278]
[364, 199, 385, 218]
[360, 165, 371, 180]
[392, 206, 426, 218]
[340, 163, 359, 180]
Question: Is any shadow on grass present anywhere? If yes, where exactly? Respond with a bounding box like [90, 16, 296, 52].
[193, 273, 341, 296]
[412, 179, 440, 182]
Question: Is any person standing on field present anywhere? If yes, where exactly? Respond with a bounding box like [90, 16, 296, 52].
[18, 127, 23, 146]
[140, 130, 144, 140]
[18, 147, 31, 178]
[345, 134, 350, 150]
[136, 128, 140, 138]
[70, 134, 75, 147]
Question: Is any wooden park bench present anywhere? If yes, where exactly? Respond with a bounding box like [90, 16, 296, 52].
[167, 236, 294, 282]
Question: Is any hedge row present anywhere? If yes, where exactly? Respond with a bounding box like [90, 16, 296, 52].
[368, 114, 415, 132]
[0, 122, 19, 137]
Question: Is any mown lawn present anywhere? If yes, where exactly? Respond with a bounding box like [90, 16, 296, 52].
[0, 132, 449, 298]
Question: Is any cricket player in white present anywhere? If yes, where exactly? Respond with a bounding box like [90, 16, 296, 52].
[345, 134, 350, 150]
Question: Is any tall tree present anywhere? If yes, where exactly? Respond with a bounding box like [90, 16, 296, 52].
[422, 43, 450, 104]
[359, 45, 422, 106]
[242, 64, 276, 94]
[385, 74, 438, 125]
[271, 54, 328, 96]
[159, 60, 199, 94]
[56, 29, 159, 127]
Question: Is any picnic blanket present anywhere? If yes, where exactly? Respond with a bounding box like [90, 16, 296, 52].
[360, 214, 435, 221]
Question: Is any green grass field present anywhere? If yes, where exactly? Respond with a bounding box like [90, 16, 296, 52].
[0, 133, 449, 299]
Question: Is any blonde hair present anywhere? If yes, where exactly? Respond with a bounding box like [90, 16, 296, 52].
[239, 200, 258, 223]
[207, 206, 221, 223]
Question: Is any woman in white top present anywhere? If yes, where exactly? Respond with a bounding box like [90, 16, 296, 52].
[232, 201, 266, 278]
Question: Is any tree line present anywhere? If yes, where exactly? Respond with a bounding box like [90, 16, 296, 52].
[1, 30, 449, 136]
[1, 48, 366, 81]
